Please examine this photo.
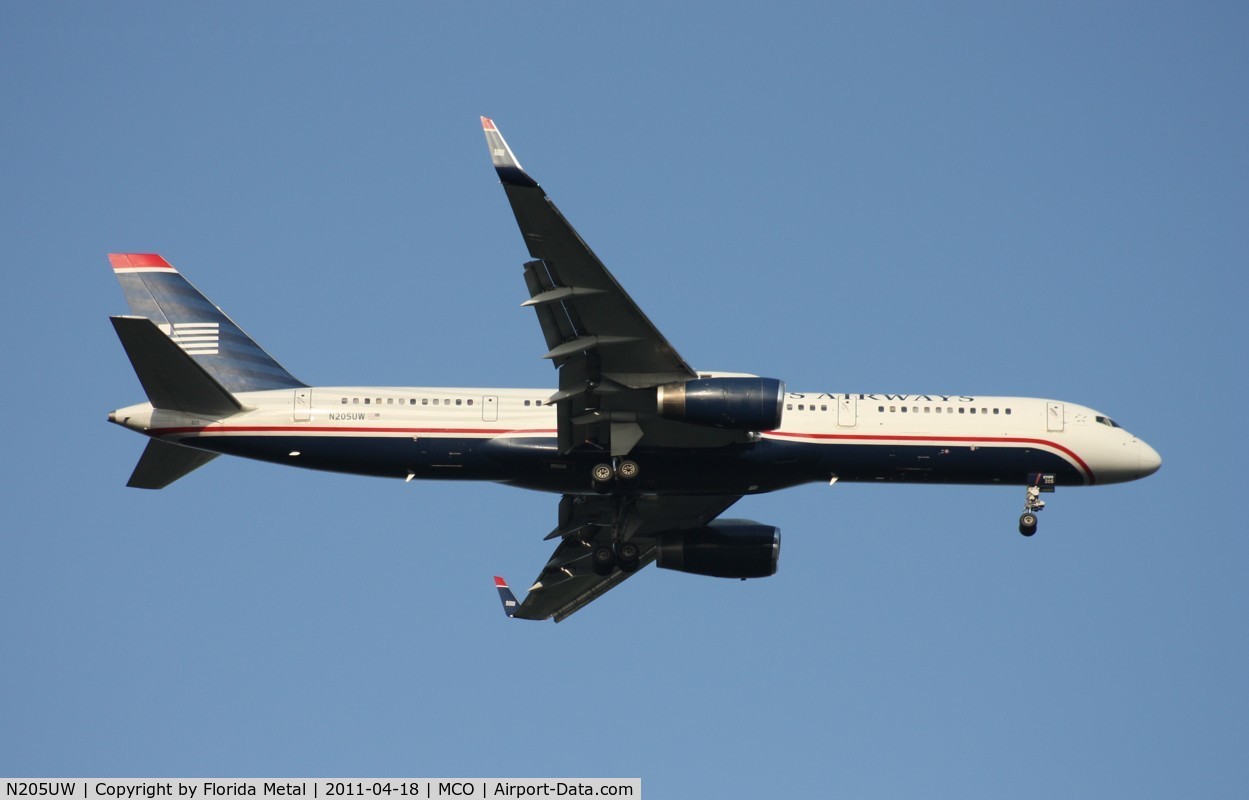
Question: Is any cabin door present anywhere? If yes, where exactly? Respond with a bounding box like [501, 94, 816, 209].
[837, 394, 857, 427]
[1046, 402, 1064, 432]
[482, 395, 498, 422]
[293, 389, 311, 422]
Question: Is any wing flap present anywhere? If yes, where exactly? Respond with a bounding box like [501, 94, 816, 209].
[504, 494, 742, 622]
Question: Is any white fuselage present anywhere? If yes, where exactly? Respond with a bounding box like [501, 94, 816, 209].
[111, 387, 1161, 490]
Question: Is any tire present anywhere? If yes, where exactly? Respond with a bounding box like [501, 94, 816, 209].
[592, 545, 616, 574]
[1019, 513, 1038, 537]
[592, 463, 614, 483]
[618, 460, 640, 480]
[617, 541, 640, 564]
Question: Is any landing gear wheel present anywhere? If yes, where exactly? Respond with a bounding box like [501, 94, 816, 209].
[591, 463, 615, 483]
[618, 460, 640, 480]
[616, 541, 640, 564]
[1019, 513, 1038, 537]
[592, 544, 617, 575]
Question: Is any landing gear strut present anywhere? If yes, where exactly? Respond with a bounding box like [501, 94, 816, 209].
[1019, 473, 1055, 536]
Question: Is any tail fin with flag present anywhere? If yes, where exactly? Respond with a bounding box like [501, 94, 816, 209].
[108, 253, 304, 393]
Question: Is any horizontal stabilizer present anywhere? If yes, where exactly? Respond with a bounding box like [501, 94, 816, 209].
[127, 438, 219, 489]
[111, 316, 243, 415]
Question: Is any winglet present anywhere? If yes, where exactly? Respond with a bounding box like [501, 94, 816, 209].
[481, 116, 539, 188]
[494, 576, 521, 618]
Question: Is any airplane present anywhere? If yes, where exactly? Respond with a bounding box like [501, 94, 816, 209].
[106, 116, 1162, 622]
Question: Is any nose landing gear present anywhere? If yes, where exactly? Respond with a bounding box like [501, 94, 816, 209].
[1019, 473, 1056, 536]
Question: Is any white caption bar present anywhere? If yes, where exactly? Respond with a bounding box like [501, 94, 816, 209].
[2, 781, 640, 800]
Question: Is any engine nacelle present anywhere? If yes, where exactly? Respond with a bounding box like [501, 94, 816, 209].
[656, 377, 785, 431]
[656, 520, 781, 579]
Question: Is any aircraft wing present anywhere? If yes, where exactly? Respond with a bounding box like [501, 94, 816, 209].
[499, 493, 741, 622]
[482, 117, 703, 455]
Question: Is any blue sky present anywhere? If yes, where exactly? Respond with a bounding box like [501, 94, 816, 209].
[2, 2, 1246, 796]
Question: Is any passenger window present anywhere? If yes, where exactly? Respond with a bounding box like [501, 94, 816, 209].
[1006, 408, 1012, 415]
[889, 406, 896, 412]
[456, 399, 462, 406]
[467, 399, 474, 406]
[387, 398, 393, 405]
[341, 398, 347, 404]
[901, 407, 908, 413]
[878, 406, 885, 412]
[993, 408, 999, 414]
[924, 407, 930, 413]
[433, 399, 439, 405]
[422, 398, 428, 405]
[798, 404, 804, 411]
[364, 398, 370, 405]
[525, 400, 531, 407]
[352, 398, 359, 404]
[787, 404, 793, 410]
[821, 405, 828, 411]
[959, 408, 965, 414]
[410, 399, 416, 405]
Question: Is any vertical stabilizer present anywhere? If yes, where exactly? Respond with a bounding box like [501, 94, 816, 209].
[109, 253, 304, 393]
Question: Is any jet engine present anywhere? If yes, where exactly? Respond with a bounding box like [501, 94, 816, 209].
[656, 520, 781, 579]
[656, 377, 785, 431]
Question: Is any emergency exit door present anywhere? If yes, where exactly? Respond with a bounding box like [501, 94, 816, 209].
[482, 395, 498, 422]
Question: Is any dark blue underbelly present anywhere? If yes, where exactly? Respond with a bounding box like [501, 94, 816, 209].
[172, 433, 1086, 494]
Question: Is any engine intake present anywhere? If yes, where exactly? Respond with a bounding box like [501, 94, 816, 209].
[657, 377, 785, 431]
[656, 520, 781, 579]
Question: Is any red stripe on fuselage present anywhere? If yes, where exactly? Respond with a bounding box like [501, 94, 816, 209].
[765, 430, 1095, 483]
[148, 425, 1094, 484]
[150, 425, 557, 436]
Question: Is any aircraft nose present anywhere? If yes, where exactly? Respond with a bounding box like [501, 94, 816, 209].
[1138, 439, 1162, 478]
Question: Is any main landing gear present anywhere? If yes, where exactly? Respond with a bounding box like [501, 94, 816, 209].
[591, 540, 641, 576]
[588, 459, 642, 574]
[591, 458, 640, 490]
[1019, 473, 1056, 536]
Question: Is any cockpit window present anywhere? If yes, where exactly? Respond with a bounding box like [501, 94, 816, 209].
[1096, 416, 1121, 428]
